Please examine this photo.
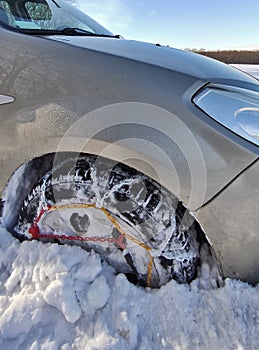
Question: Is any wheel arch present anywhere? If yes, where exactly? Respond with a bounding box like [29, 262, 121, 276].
[1, 136, 184, 231]
[2, 150, 224, 288]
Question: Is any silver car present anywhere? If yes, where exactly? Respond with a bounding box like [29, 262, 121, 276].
[0, 0, 258, 288]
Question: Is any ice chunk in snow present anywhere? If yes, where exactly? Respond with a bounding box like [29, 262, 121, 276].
[87, 275, 111, 310]
[74, 250, 102, 283]
[43, 272, 81, 323]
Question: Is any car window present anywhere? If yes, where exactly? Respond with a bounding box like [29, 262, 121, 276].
[0, 0, 113, 36]
[20, 0, 52, 29]
[25, 1, 52, 20]
[23, 0, 94, 32]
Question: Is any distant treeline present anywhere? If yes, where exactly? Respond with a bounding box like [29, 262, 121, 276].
[189, 49, 259, 64]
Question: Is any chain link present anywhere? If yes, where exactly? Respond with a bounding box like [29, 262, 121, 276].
[36, 232, 122, 244]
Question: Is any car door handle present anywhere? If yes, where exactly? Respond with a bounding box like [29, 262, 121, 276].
[0, 94, 15, 105]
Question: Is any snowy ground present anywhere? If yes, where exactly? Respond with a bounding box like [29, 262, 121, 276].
[0, 226, 258, 350]
[0, 65, 258, 350]
[232, 64, 259, 79]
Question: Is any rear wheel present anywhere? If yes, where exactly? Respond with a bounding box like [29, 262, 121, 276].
[16, 154, 201, 288]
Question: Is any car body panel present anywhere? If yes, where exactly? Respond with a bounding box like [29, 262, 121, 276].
[45, 34, 259, 84]
[0, 28, 258, 210]
[196, 159, 259, 285]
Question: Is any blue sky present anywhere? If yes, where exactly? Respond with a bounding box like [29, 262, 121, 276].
[76, 0, 259, 50]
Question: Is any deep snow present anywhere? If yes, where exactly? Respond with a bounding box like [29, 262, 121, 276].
[0, 225, 258, 350]
[0, 65, 258, 350]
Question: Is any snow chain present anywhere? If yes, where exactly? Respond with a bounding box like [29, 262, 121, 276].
[28, 203, 154, 287]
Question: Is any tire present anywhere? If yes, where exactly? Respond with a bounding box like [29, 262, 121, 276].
[16, 154, 201, 288]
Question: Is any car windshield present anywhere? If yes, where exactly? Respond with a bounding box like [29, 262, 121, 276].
[0, 0, 115, 36]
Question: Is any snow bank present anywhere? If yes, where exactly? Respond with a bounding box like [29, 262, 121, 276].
[232, 64, 259, 79]
[0, 225, 258, 350]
